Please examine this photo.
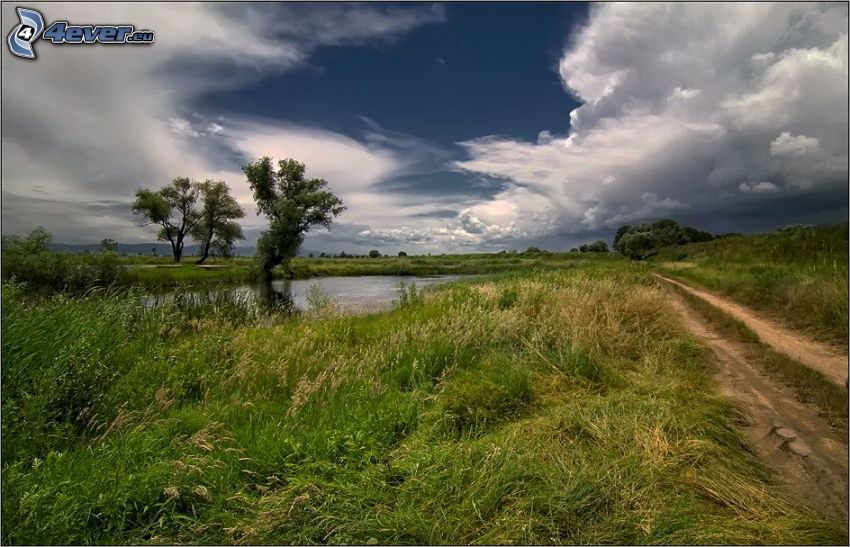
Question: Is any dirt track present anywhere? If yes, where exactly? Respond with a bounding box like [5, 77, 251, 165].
[655, 274, 848, 386]
[657, 276, 848, 523]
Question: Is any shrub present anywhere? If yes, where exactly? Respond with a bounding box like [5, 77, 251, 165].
[578, 240, 609, 253]
[2, 228, 122, 292]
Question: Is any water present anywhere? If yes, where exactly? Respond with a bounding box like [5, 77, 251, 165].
[147, 274, 474, 314]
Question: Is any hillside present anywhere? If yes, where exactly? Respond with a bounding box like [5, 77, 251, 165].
[652, 224, 848, 344]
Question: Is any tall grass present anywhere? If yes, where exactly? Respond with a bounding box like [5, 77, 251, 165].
[4, 249, 621, 290]
[653, 223, 848, 343]
[2, 264, 844, 544]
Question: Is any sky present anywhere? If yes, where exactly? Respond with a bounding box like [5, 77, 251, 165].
[2, 2, 848, 254]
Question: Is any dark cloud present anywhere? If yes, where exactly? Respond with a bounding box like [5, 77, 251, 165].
[454, 3, 848, 242]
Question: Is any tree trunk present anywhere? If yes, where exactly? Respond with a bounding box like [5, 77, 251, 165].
[195, 225, 214, 264]
[174, 237, 183, 263]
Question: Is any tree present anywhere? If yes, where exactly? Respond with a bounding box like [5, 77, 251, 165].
[190, 180, 245, 264]
[525, 246, 542, 254]
[580, 240, 609, 252]
[2, 226, 52, 255]
[613, 225, 632, 253]
[681, 226, 714, 243]
[243, 157, 345, 280]
[132, 177, 201, 263]
[398, 251, 408, 257]
[618, 231, 657, 260]
[100, 238, 119, 253]
[613, 219, 714, 259]
[368, 249, 381, 258]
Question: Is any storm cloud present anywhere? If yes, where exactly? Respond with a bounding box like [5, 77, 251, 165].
[454, 2, 848, 241]
[2, 2, 846, 253]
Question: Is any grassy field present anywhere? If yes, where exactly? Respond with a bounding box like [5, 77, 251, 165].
[652, 224, 848, 344]
[120, 252, 618, 287]
[2, 263, 843, 544]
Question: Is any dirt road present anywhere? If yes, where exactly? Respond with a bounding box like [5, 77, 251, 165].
[657, 277, 848, 522]
[655, 274, 848, 386]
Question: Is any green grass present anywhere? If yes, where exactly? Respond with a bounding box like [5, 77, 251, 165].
[117, 252, 620, 287]
[2, 263, 844, 544]
[3, 250, 622, 290]
[652, 223, 848, 344]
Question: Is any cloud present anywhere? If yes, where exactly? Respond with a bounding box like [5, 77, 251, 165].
[739, 181, 780, 194]
[770, 132, 820, 157]
[168, 117, 202, 138]
[454, 2, 848, 240]
[1, 2, 446, 244]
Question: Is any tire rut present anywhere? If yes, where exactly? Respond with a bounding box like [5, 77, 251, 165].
[655, 273, 848, 386]
[659, 279, 848, 523]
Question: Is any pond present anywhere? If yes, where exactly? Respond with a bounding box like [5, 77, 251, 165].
[147, 274, 476, 314]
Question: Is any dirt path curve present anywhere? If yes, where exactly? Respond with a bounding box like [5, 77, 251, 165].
[658, 280, 848, 523]
[655, 273, 848, 387]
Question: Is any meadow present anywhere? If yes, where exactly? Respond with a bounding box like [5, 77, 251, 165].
[2, 262, 844, 544]
[652, 224, 849, 344]
[123, 252, 618, 287]
[2, 243, 616, 290]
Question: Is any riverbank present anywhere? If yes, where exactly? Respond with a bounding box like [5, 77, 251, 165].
[3, 262, 843, 544]
[121, 252, 620, 287]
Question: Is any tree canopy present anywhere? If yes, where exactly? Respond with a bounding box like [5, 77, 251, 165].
[243, 157, 345, 279]
[191, 180, 245, 264]
[131, 178, 201, 262]
[613, 219, 714, 260]
[578, 240, 609, 253]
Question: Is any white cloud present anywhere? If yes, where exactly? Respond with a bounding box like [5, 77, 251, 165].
[770, 132, 820, 157]
[168, 117, 202, 138]
[1, 2, 446, 244]
[454, 2, 848, 239]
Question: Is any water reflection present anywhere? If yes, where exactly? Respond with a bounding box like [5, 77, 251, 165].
[146, 274, 475, 315]
[253, 279, 296, 314]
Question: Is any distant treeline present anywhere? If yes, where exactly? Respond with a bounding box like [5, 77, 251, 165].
[613, 219, 716, 260]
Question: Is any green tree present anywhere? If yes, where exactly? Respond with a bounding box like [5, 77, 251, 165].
[398, 251, 408, 257]
[368, 249, 381, 258]
[580, 240, 609, 252]
[131, 177, 201, 263]
[1, 226, 52, 255]
[618, 231, 657, 260]
[190, 180, 245, 264]
[613, 224, 632, 253]
[243, 157, 345, 280]
[99, 238, 119, 253]
[681, 226, 714, 243]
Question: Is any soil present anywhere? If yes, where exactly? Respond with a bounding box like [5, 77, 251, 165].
[657, 276, 848, 523]
[655, 274, 848, 386]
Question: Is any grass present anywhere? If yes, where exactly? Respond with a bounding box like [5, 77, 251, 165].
[120, 252, 621, 288]
[667, 282, 848, 429]
[2, 249, 622, 290]
[2, 262, 844, 544]
[652, 223, 848, 344]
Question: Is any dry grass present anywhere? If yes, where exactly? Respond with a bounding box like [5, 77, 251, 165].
[2, 263, 845, 544]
